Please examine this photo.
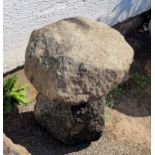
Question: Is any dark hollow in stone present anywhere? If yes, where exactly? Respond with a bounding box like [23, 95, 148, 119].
[34, 94, 105, 145]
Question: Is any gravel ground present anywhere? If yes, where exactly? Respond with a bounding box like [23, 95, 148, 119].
[3, 88, 150, 155]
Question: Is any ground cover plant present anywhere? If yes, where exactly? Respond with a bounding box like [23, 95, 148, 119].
[3, 75, 28, 112]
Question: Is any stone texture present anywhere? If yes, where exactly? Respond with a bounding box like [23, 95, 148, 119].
[35, 94, 104, 145]
[25, 16, 133, 105]
[25, 16, 133, 145]
[3, 134, 31, 155]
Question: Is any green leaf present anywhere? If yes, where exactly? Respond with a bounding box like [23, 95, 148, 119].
[9, 91, 28, 104]
[131, 73, 150, 90]
[105, 85, 123, 108]
[3, 74, 29, 113]
[3, 75, 17, 94]
[104, 112, 111, 120]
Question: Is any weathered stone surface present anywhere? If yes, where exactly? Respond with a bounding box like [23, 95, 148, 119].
[25, 16, 134, 105]
[3, 134, 31, 155]
[34, 94, 104, 145]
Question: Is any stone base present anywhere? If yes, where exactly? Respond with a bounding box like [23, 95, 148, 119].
[34, 94, 105, 145]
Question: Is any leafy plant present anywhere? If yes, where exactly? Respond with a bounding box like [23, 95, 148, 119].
[105, 86, 123, 108]
[3, 75, 28, 112]
[131, 73, 150, 90]
[104, 112, 111, 121]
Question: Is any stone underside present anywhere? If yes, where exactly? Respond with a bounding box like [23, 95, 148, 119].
[35, 94, 105, 145]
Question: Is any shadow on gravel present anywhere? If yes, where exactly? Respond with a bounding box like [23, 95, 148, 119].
[112, 90, 151, 117]
[107, 29, 151, 117]
[4, 111, 90, 155]
[116, 28, 151, 117]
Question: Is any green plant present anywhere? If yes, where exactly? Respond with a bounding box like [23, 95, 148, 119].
[104, 112, 111, 121]
[3, 75, 28, 112]
[131, 73, 150, 90]
[105, 86, 123, 108]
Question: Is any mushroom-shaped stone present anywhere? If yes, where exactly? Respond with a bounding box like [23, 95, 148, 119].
[25, 16, 133, 144]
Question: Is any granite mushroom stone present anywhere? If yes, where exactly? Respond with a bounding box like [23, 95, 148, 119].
[24, 16, 133, 105]
[24, 16, 134, 144]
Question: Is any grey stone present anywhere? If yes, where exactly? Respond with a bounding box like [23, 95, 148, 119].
[34, 94, 104, 145]
[25, 16, 134, 105]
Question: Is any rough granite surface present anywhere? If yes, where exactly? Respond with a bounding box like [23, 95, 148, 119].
[25, 16, 134, 105]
